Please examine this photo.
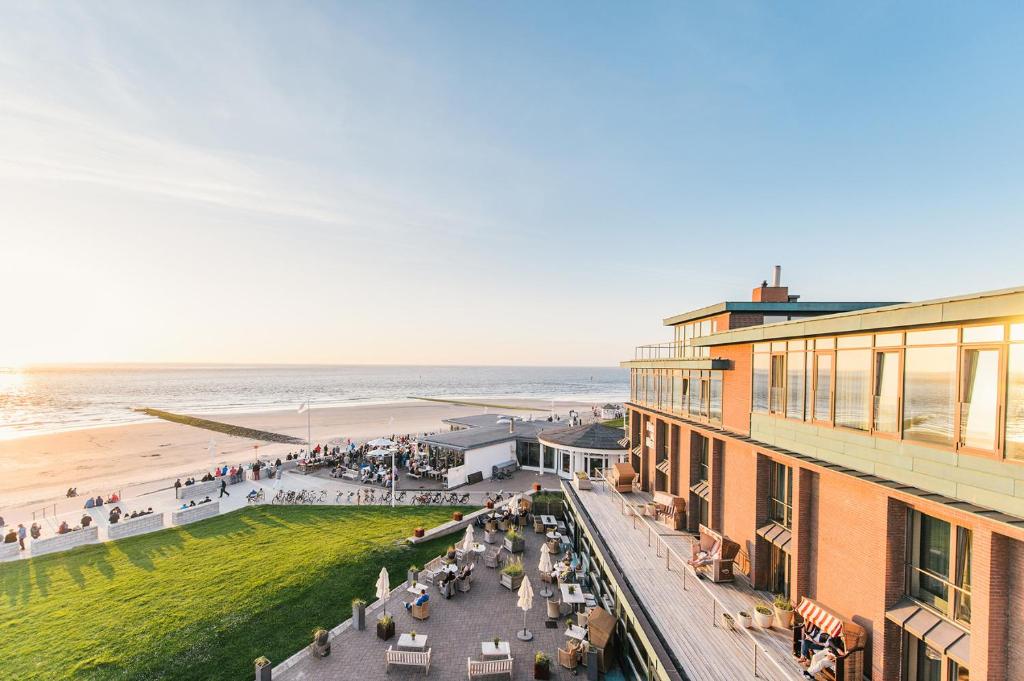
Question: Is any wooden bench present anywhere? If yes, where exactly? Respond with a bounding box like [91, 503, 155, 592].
[467, 656, 513, 679]
[791, 598, 867, 681]
[107, 512, 165, 540]
[171, 501, 220, 526]
[31, 526, 99, 556]
[385, 646, 431, 674]
[690, 524, 739, 583]
[652, 491, 686, 531]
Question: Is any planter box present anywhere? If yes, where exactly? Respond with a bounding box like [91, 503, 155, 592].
[255, 659, 272, 681]
[31, 526, 99, 556]
[352, 604, 366, 631]
[737, 612, 753, 629]
[503, 537, 525, 554]
[376, 619, 395, 641]
[175, 479, 220, 500]
[0, 542, 21, 561]
[753, 610, 773, 628]
[485, 520, 498, 532]
[484, 530, 500, 544]
[107, 512, 165, 540]
[774, 607, 795, 629]
[407, 569, 419, 585]
[573, 475, 592, 491]
[500, 572, 524, 590]
[413, 528, 425, 538]
[534, 663, 551, 679]
[171, 501, 220, 526]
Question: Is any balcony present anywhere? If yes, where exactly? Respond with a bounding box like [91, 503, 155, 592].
[622, 342, 730, 369]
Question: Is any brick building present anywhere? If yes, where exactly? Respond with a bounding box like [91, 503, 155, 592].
[622, 274, 1024, 681]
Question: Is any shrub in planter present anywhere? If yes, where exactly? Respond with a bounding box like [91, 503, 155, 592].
[446, 545, 457, 561]
[737, 611, 752, 629]
[452, 510, 463, 521]
[254, 656, 272, 681]
[773, 595, 795, 629]
[376, 614, 395, 640]
[485, 519, 498, 532]
[310, 627, 331, 657]
[413, 527, 425, 538]
[500, 558, 525, 590]
[753, 604, 774, 628]
[407, 565, 419, 585]
[503, 528, 525, 554]
[534, 651, 551, 680]
[352, 598, 367, 631]
[485, 500, 495, 509]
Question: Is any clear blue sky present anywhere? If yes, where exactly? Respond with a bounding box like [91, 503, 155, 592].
[1, 2, 1022, 366]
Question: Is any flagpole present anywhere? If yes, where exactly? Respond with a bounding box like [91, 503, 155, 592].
[307, 399, 311, 457]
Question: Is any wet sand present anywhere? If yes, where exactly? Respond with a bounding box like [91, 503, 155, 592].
[0, 398, 595, 512]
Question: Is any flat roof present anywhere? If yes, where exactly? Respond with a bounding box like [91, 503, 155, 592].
[421, 420, 557, 451]
[692, 285, 1024, 346]
[441, 414, 521, 428]
[662, 300, 900, 326]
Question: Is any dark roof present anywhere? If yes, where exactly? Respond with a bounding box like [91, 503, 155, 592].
[422, 420, 556, 451]
[539, 423, 627, 450]
[442, 414, 521, 428]
[662, 301, 901, 327]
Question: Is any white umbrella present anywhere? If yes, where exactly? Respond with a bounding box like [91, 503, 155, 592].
[516, 575, 534, 641]
[367, 438, 396, 448]
[375, 567, 390, 616]
[505, 494, 520, 515]
[461, 524, 475, 553]
[538, 549, 553, 598]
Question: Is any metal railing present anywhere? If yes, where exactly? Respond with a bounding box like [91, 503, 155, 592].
[633, 341, 711, 361]
[589, 471, 797, 681]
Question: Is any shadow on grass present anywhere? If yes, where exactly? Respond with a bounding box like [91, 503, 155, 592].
[112, 526, 186, 572]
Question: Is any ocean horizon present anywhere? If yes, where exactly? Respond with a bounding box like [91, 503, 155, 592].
[0, 363, 629, 440]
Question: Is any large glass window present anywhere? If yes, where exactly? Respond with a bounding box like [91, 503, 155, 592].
[835, 349, 871, 430]
[786, 351, 805, 420]
[907, 510, 971, 624]
[753, 353, 770, 413]
[709, 373, 723, 423]
[767, 544, 791, 598]
[696, 435, 709, 483]
[904, 346, 958, 445]
[689, 371, 706, 418]
[673, 370, 688, 416]
[960, 348, 1000, 451]
[813, 353, 833, 421]
[769, 354, 786, 414]
[768, 460, 793, 529]
[873, 350, 901, 433]
[1008, 343, 1024, 461]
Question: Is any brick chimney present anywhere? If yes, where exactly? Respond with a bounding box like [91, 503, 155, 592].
[751, 265, 792, 303]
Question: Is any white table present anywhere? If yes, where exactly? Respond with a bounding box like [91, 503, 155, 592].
[440, 563, 459, 574]
[540, 514, 557, 527]
[546, 531, 561, 540]
[565, 624, 587, 642]
[481, 641, 510, 659]
[560, 584, 587, 612]
[407, 582, 429, 594]
[469, 542, 486, 554]
[397, 633, 427, 651]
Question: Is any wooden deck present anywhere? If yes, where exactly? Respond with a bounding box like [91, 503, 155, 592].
[573, 480, 807, 681]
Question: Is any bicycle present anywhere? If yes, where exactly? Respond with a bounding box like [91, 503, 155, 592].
[247, 489, 265, 504]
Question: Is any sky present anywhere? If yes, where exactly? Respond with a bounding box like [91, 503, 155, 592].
[1, 2, 1023, 368]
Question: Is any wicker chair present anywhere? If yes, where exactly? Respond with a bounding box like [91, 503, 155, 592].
[534, 517, 546, 533]
[484, 546, 503, 568]
[410, 601, 430, 620]
[557, 647, 578, 671]
[546, 599, 561, 619]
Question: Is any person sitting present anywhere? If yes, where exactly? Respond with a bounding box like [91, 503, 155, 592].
[214, 467, 222, 477]
[84, 496, 95, 509]
[797, 623, 829, 663]
[95, 495, 104, 507]
[184, 478, 194, 486]
[246, 489, 259, 500]
[404, 588, 429, 611]
[30, 523, 41, 539]
[107, 492, 119, 503]
[803, 637, 845, 678]
[189, 500, 197, 507]
[81, 514, 92, 527]
[108, 508, 120, 524]
[687, 536, 723, 568]
[3, 529, 16, 543]
[57, 521, 70, 534]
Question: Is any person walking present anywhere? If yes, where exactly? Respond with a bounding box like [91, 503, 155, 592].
[17, 523, 27, 550]
[219, 479, 230, 498]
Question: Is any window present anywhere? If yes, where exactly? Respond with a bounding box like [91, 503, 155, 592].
[517, 441, 540, 468]
[813, 353, 833, 422]
[709, 373, 723, 423]
[561, 451, 571, 474]
[907, 511, 971, 625]
[874, 350, 901, 433]
[673, 370, 687, 415]
[835, 348, 871, 430]
[768, 460, 793, 529]
[1008, 343, 1024, 461]
[904, 347, 958, 446]
[753, 353, 770, 413]
[767, 544, 791, 598]
[770, 354, 786, 414]
[697, 436, 709, 482]
[689, 371, 706, 418]
[786, 351, 805, 419]
[960, 348, 1001, 451]
[542, 446, 555, 470]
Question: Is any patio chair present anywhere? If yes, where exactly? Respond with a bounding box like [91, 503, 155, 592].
[546, 599, 561, 619]
[690, 525, 739, 583]
[483, 546, 503, 568]
[421, 556, 445, 584]
[534, 517, 546, 534]
[410, 601, 430, 620]
[557, 647, 578, 672]
[457, 575, 472, 592]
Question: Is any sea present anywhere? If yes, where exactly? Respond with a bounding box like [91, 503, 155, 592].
[0, 364, 629, 441]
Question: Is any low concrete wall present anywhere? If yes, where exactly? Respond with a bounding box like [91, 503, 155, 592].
[171, 502, 220, 525]
[176, 480, 220, 500]
[0, 542, 21, 561]
[31, 526, 99, 556]
[107, 512, 165, 540]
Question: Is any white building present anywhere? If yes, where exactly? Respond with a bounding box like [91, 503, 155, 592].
[537, 422, 628, 480]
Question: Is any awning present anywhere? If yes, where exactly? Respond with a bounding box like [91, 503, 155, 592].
[617, 437, 630, 448]
[886, 597, 970, 667]
[689, 480, 709, 499]
[631, 446, 641, 457]
[757, 522, 793, 552]
[655, 459, 671, 475]
[795, 598, 843, 637]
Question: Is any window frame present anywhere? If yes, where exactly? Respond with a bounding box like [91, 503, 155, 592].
[811, 350, 835, 425]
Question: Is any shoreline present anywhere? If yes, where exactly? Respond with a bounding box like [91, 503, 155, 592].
[0, 396, 615, 513]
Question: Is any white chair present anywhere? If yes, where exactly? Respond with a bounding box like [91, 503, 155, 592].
[385, 646, 431, 674]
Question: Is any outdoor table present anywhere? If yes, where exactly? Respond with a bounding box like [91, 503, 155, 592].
[564, 624, 587, 642]
[470, 542, 486, 554]
[559, 584, 587, 612]
[546, 531, 560, 540]
[481, 641, 511, 659]
[441, 563, 459, 574]
[397, 633, 427, 651]
[540, 514, 557, 528]
[406, 582, 429, 594]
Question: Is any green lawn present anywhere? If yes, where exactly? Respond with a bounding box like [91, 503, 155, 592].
[0, 505, 464, 681]
[601, 417, 625, 428]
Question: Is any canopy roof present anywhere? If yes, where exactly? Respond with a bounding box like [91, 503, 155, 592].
[539, 422, 628, 451]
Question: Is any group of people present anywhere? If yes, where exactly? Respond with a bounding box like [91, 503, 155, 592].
[83, 493, 120, 509]
[107, 506, 154, 524]
[795, 622, 846, 678]
[437, 561, 474, 598]
[177, 496, 214, 509]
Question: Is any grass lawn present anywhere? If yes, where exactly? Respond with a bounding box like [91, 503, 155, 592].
[601, 417, 625, 428]
[0, 505, 465, 680]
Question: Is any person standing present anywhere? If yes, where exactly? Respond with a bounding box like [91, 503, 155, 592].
[219, 479, 230, 498]
[17, 523, 27, 550]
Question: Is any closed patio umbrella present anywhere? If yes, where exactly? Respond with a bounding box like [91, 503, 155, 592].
[375, 567, 390, 616]
[461, 524, 475, 553]
[516, 575, 534, 641]
[538, 548, 553, 598]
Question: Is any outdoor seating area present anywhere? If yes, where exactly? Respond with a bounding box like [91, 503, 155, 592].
[791, 598, 867, 681]
[688, 524, 740, 583]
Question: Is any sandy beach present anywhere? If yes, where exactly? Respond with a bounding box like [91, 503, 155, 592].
[0, 398, 598, 512]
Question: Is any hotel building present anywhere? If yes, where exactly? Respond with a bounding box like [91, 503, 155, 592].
[618, 275, 1024, 681]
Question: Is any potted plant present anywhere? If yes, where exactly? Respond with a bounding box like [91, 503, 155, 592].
[567, 584, 576, 596]
[254, 656, 272, 681]
[413, 527, 425, 538]
[485, 518, 498, 532]
[753, 604, 774, 628]
[493, 635, 501, 648]
[534, 651, 551, 679]
[504, 528, 525, 554]
[452, 510, 463, 521]
[737, 611, 752, 629]
[410, 630, 417, 641]
[486, 499, 495, 509]
[573, 470, 592, 490]
[773, 595, 795, 628]
[484, 526, 500, 543]
[721, 612, 735, 631]
[310, 627, 331, 657]
[407, 565, 419, 585]
[446, 545, 457, 561]
[352, 598, 367, 631]
[376, 613, 395, 640]
[532, 482, 542, 492]
[500, 559, 525, 590]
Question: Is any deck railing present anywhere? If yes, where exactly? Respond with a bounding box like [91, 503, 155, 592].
[589, 470, 797, 681]
[633, 341, 711, 360]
